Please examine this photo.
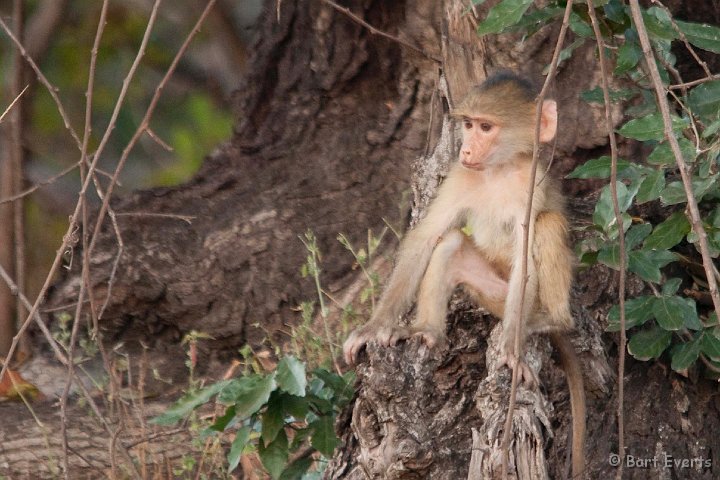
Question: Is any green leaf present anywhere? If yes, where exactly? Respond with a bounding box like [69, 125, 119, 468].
[548, 39, 585, 73]
[262, 392, 286, 444]
[683, 300, 703, 330]
[626, 223, 653, 250]
[618, 113, 686, 141]
[628, 249, 677, 283]
[604, 0, 627, 24]
[607, 295, 655, 331]
[477, 0, 534, 35]
[316, 368, 356, 406]
[580, 87, 637, 105]
[566, 156, 633, 179]
[594, 181, 628, 224]
[628, 327, 672, 360]
[276, 356, 307, 397]
[661, 278, 682, 296]
[279, 457, 313, 480]
[210, 405, 237, 432]
[660, 182, 687, 205]
[219, 374, 278, 419]
[688, 80, 720, 120]
[615, 41, 641, 75]
[310, 415, 339, 457]
[152, 380, 231, 425]
[695, 174, 720, 200]
[676, 20, 720, 54]
[504, 7, 564, 35]
[281, 393, 310, 419]
[652, 295, 698, 331]
[312, 368, 347, 394]
[701, 333, 720, 361]
[569, 12, 593, 38]
[660, 175, 719, 206]
[642, 8, 677, 42]
[644, 211, 691, 250]
[289, 426, 313, 451]
[579, 250, 598, 267]
[647, 138, 697, 166]
[671, 336, 701, 371]
[306, 393, 334, 415]
[636, 169, 666, 204]
[228, 426, 251, 472]
[259, 430, 289, 480]
[702, 118, 720, 138]
[598, 244, 623, 269]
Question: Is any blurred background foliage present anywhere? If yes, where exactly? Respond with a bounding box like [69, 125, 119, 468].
[0, 0, 263, 296]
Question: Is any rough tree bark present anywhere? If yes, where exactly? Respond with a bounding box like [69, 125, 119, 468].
[3, 0, 720, 478]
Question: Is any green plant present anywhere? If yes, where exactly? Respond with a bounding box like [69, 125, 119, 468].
[154, 227, 389, 477]
[337, 228, 387, 311]
[294, 228, 387, 370]
[153, 356, 355, 479]
[477, 0, 720, 374]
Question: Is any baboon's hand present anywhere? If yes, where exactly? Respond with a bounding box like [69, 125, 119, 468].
[344, 323, 418, 365]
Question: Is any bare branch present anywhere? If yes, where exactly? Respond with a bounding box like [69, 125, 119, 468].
[669, 74, 720, 91]
[86, 0, 219, 279]
[115, 211, 196, 224]
[629, 0, 720, 329]
[0, 84, 28, 124]
[501, 2, 574, 478]
[0, 15, 82, 148]
[650, 0, 712, 78]
[11, 0, 27, 346]
[0, 161, 79, 205]
[319, 0, 441, 63]
[59, 1, 111, 477]
[586, 2, 626, 478]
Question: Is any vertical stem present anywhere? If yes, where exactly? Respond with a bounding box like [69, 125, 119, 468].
[501, 2, 574, 478]
[586, 2, 626, 478]
[628, 1, 720, 326]
[11, 0, 27, 352]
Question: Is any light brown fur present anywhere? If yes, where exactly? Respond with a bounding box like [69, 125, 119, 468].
[343, 72, 585, 479]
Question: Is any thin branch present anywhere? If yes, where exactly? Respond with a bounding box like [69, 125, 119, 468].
[59, 1, 110, 477]
[0, 84, 28, 123]
[0, 264, 68, 369]
[0, 0, 164, 386]
[650, 0, 712, 78]
[145, 128, 174, 151]
[86, 0, 219, 279]
[319, 0, 441, 63]
[500, 2, 574, 479]
[115, 211, 196, 224]
[629, 0, 720, 329]
[0, 15, 82, 148]
[0, 260, 139, 476]
[11, 0, 27, 348]
[0, 161, 80, 205]
[587, 3, 626, 479]
[668, 74, 720, 91]
[97, 211, 124, 321]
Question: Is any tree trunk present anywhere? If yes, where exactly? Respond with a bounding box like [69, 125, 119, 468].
[4, 0, 719, 478]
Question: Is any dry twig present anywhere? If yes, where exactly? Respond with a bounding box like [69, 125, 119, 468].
[0, 84, 28, 124]
[500, 2, 574, 479]
[86, 0, 219, 282]
[58, 1, 112, 477]
[319, 0, 441, 63]
[629, 0, 720, 330]
[586, 2, 626, 478]
[0, 15, 82, 147]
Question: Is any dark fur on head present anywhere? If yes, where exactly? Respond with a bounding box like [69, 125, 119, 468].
[451, 70, 541, 121]
[479, 70, 538, 101]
